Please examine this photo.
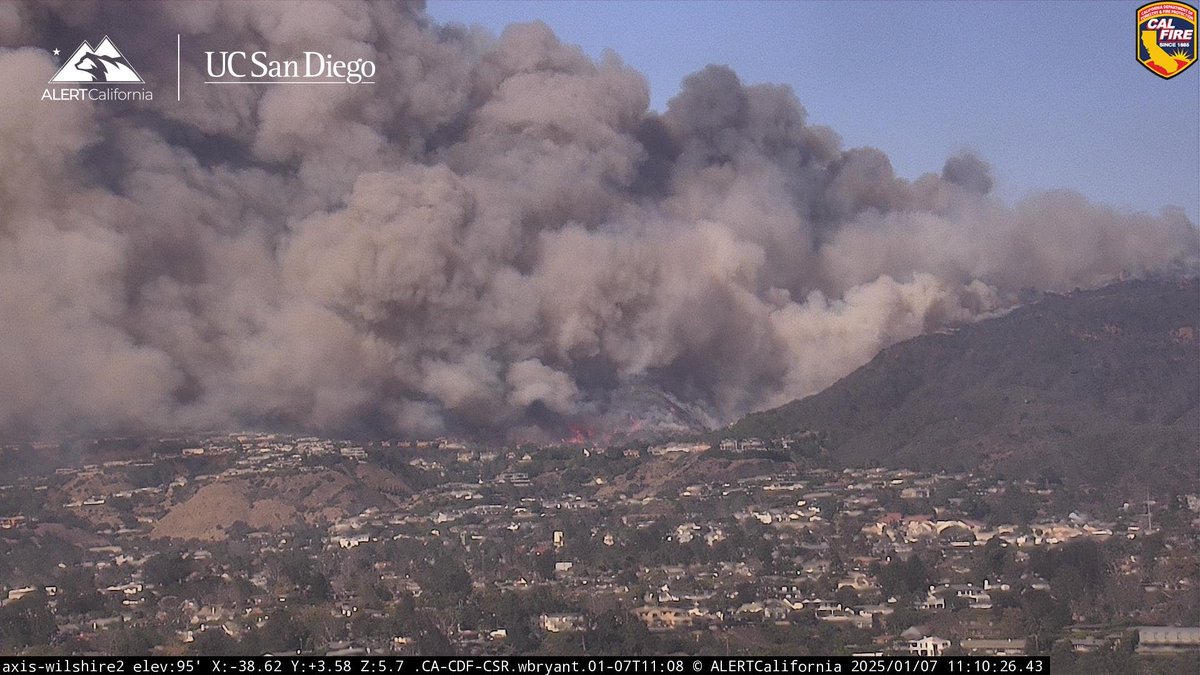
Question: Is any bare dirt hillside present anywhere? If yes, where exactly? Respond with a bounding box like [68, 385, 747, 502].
[150, 465, 408, 541]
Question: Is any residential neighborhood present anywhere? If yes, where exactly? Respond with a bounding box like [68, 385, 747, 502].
[0, 432, 1195, 673]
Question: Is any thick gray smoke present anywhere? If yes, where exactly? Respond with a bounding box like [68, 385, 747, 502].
[1, 1, 1196, 441]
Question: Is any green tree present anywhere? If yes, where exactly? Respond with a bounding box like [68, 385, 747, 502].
[1048, 639, 1076, 672]
[417, 554, 471, 602]
[56, 569, 107, 615]
[974, 537, 1012, 579]
[144, 553, 194, 591]
[584, 609, 655, 655]
[100, 625, 164, 655]
[875, 556, 930, 599]
[1020, 590, 1070, 649]
[245, 608, 310, 654]
[188, 628, 241, 656]
[532, 552, 557, 581]
[0, 592, 57, 651]
[270, 551, 331, 603]
[833, 586, 859, 607]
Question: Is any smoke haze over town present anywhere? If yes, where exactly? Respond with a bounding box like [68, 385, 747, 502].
[1, 0, 1197, 441]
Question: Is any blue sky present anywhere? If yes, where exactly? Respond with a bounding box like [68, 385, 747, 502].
[428, 0, 1199, 223]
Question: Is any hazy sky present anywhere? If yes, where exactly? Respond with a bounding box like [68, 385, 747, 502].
[429, 0, 1200, 223]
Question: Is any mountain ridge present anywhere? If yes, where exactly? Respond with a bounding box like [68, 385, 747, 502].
[726, 277, 1200, 491]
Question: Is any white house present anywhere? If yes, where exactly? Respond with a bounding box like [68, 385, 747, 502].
[909, 636, 952, 657]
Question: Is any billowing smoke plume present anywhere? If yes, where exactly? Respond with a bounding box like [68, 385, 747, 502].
[1, 1, 1196, 441]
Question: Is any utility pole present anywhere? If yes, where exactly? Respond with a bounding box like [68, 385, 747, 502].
[1144, 490, 1154, 533]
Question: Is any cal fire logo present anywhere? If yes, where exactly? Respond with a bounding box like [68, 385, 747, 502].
[50, 36, 144, 83]
[1137, 2, 1197, 79]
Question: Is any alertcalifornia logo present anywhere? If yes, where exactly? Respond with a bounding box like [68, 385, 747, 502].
[1137, 1, 1197, 79]
[43, 35, 153, 101]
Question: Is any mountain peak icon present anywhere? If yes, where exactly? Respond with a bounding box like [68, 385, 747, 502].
[50, 36, 144, 84]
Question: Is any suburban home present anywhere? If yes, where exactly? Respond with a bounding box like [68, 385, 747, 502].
[538, 612, 586, 633]
[909, 635, 952, 657]
[961, 638, 1027, 656]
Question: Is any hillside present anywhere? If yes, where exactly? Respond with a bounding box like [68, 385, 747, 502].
[727, 278, 1200, 490]
[150, 463, 410, 541]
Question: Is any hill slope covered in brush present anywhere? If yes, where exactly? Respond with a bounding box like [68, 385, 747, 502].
[727, 278, 1200, 490]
